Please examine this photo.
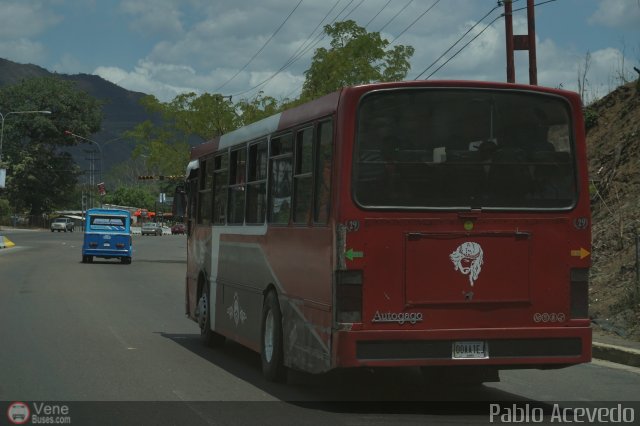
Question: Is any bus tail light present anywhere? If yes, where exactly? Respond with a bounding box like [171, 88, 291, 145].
[116, 243, 125, 249]
[570, 268, 589, 319]
[335, 270, 363, 323]
[89, 242, 98, 248]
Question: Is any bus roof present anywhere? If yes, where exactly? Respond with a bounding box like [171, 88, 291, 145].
[190, 90, 341, 161]
[86, 208, 130, 217]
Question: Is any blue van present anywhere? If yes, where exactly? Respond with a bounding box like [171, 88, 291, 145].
[82, 208, 132, 264]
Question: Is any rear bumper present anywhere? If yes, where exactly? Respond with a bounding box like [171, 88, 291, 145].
[332, 326, 592, 369]
[82, 248, 131, 258]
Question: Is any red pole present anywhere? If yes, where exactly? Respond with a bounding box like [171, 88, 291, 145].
[504, 0, 515, 83]
[527, 0, 538, 85]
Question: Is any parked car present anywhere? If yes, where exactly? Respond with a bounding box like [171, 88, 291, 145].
[51, 217, 74, 232]
[141, 222, 163, 236]
[171, 223, 186, 235]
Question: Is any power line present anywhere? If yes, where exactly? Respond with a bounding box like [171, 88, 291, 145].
[416, 0, 559, 80]
[344, 0, 366, 21]
[231, 0, 363, 99]
[423, 14, 503, 80]
[276, 0, 343, 74]
[413, 3, 501, 80]
[389, 0, 441, 44]
[282, 0, 397, 100]
[378, 0, 413, 33]
[365, 0, 392, 28]
[513, 0, 557, 12]
[214, 0, 304, 92]
[228, 0, 346, 99]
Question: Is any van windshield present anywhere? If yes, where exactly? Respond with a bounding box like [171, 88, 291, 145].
[353, 88, 577, 210]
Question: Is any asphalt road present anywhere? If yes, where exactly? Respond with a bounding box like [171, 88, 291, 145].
[1, 229, 639, 425]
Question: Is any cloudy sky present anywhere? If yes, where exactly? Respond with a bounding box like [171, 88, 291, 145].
[0, 0, 638, 103]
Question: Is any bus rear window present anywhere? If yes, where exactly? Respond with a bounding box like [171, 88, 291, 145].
[90, 216, 127, 230]
[353, 89, 577, 210]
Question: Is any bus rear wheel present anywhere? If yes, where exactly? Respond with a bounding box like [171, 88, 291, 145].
[261, 290, 286, 382]
[197, 284, 225, 347]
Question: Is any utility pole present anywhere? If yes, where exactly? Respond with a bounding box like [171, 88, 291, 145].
[503, 0, 538, 85]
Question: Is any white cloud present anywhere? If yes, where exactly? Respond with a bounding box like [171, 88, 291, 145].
[52, 53, 85, 74]
[0, 1, 62, 38]
[0, 38, 46, 64]
[244, 70, 305, 101]
[118, 0, 184, 37]
[42, 0, 636, 104]
[589, 0, 640, 29]
[94, 60, 199, 101]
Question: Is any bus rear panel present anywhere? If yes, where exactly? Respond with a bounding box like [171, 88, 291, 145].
[333, 84, 591, 371]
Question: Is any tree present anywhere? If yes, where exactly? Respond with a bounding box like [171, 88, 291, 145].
[125, 90, 287, 182]
[125, 92, 239, 181]
[103, 186, 156, 210]
[236, 92, 282, 126]
[577, 50, 592, 104]
[0, 77, 102, 215]
[139, 92, 239, 140]
[126, 120, 191, 178]
[301, 20, 415, 101]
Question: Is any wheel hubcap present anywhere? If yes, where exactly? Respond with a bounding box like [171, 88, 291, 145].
[264, 310, 274, 362]
[197, 294, 208, 330]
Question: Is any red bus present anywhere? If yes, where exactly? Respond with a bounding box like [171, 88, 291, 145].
[180, 80, 591, 383]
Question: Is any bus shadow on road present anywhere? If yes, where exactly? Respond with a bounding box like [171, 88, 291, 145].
[158, 332, 547, 412]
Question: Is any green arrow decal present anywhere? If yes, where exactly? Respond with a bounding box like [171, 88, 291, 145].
[345, 248, 364, 261]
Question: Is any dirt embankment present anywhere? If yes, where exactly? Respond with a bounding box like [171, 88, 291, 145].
[586, 81, 640, 340]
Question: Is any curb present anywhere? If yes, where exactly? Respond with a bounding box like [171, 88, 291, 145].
[592, 342, 640, 368]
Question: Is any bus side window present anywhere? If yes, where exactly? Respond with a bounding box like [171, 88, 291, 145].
[228, 148, 247, 224]
[186, 178, 197, 234]
[197, 158, 214, 225]
[213, 153, 228, 224]
[293, 127, 313, 224]
[269, 133, 293, 224]
[246, 140, 268, 224]
[314, 120, 333, 224]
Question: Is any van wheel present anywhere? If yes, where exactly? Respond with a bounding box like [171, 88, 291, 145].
[198, 284, 225, 347]
[261, 291, 286, 382]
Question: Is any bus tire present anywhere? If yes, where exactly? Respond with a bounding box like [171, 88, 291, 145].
[261, 291, 286, 382]
[198, 284, 225, 348]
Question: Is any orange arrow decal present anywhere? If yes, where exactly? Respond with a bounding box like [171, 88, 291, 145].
[570, 248, 590, 259]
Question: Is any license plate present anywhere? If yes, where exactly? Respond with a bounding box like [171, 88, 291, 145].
[452, 341, 488, 359]
[103, 243, 111, 247]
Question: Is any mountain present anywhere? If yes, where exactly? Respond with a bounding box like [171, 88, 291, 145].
[586, 81, 640, 341]
[0, 58, 152, 173]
